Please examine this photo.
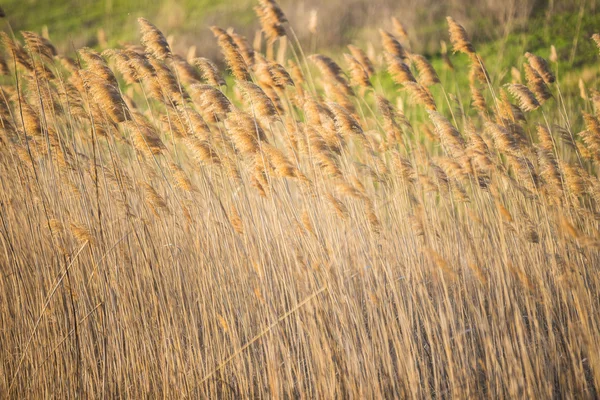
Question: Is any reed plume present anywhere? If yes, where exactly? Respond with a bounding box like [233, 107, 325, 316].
[410, 54, 440, 86]
[404, 81, 437, 110]
[347, 44, 375, 77]
[211, 26, 251, 81]
[21, 31, 57, 63]
[428, 110, 465, 156]
[69, 222, 96, 245]
[138, 18, 172, 60]
[309, 54, 354, 97]
[255, 0, 287, 43]
[225, 110, 268, 155]
[525, 52, 555, 84]
[172, 55, 202, 84]
[230, 30, 255, 67]
[524, 63, 552, 104]
[344, 53, 372, 89]
[190, 84, 232, 122]
[0, 32, 32, 71]
[385, 52, 416, 84]
[380, 30, 407, 60]
[593, 33, 600, 53]
[192, 57, 226, 87]
[237, 80, 279, 123]
[81, 70, 131, 124]
[446, 17, 475, 54]
[506, 83, 540, 112]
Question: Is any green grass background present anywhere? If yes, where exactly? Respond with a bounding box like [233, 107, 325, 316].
[2, 0, 599, 98]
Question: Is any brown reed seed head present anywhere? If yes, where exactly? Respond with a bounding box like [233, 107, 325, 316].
[0, 32, 33, 71]
[254, 54, 294, 89]
[186, 137, 221, 166]
[127, 116, 165, 157]
[211, 26, 251, 81]
[380, 30, 407, 60]
[21, 31, 57, 63]
[143, 182, 170, 215]
[485, 121, 520, 154]
[328, 102, 364, 138]
[537, 148, 562, 195]
[470, 83, 487, 113]
[525, 52, 555, 84]
[190, 84, 232, 121]
[344, 53, 372, 89]
[410, 54, 440, 86]
[237, 80, 279, 123]
[267, 59, 294, 88]
[192, 57, 226, 87]
[536, 124, 555, 152]
[230, 31, 255, 67]
[79, 47, 119, 86]
[0, 54, 9, 75]
[560, 161, 585, 196]
[287, 59, 305, 86]
[255, 0, 287, 43]
[172, 55, 202, 84]
[523, 63, 552, 104]
[70, 222, 96, 245]
[262, 144, 295, 178]
[347, 44, 375, 76]
[81, 71, 131, 124]
[469, 54, 489, 83]
[506, 83, 540, 112]
[428, 110, 465, 156]
[125, 50, 156, 80]
[225, 111, 268, 155]
[170, 163, 196, 192]
[377, 99, 405, 147]
[179, 106, 211, 139]
[103, 49, 138, 84]
[148, 57, 190, 105]
[385, 53, 416, 84]
[593, 33, 600, 53]
[309, 54, 354, 98]
[229, 205, 244, 235]
[138, 18, 171, 60]
[403, 82, 437, 111]
[391, 17, 409, 41]
[447, 16, 475, 55]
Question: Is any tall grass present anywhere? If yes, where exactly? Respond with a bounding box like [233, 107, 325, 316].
[1, 1, 599, 397]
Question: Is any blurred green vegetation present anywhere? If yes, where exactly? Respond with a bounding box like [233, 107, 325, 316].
[1, 0, 255, 51]
[431, 9, 599, 95]
[3, 0, 156, 46]
[3, 0, 598, 66]
[2, 0, 598, 102]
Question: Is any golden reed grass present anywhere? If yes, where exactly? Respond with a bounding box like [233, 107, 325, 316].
[0, 3, 599, 398]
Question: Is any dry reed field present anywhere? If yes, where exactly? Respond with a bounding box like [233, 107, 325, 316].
[1, 1, 600, 397]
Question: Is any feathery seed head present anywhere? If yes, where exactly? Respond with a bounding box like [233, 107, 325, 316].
[506, 83, 540, 112]
[446, 16, 475, 54]
[380, 30, 407, 60]
[347, 44, 375, 76]
[411, 54, 440, 86]
[192, 57, 225, 87]
[525, 52, 555, 84]
[138, 18, 171, 60]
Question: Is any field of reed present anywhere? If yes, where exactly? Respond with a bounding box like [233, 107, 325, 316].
[0, 1, 599, 397]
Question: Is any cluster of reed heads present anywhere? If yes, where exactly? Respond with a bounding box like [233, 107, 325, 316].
[1, 1, 599, 397]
